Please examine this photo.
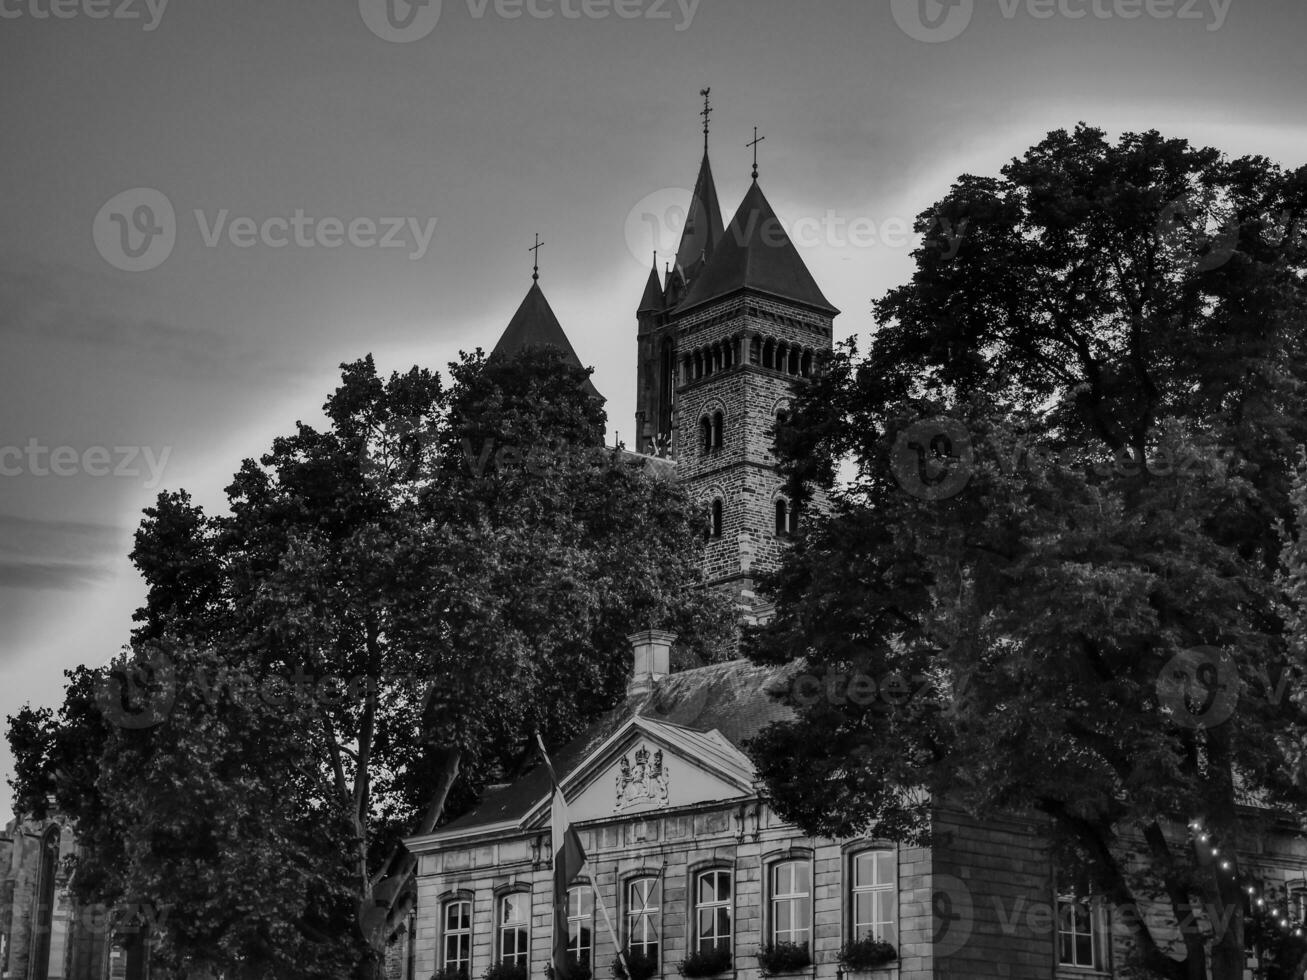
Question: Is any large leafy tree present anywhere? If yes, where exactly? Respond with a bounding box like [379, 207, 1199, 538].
[11, 347, 735, 979]
[749, 126, 1307, 979]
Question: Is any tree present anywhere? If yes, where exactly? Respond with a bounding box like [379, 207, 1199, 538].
[11, 347, 735, 979]
[749, 125, 1307, 979]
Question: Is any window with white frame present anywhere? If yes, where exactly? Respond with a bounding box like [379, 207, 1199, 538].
[443, 898, 473, 977]
[769, 860, 812, 946]
[1056, 873, 1101, 970]
[695, 869, 732, 954]
[850, 849, 897, 946]
[498, 892, 531, 966]
[567, 886, 593, 966]
[626, 877, 660, 962]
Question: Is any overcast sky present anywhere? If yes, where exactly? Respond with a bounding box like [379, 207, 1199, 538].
[2, 0, 1305, 825]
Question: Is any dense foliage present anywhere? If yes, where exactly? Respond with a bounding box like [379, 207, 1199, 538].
[749, 125, 1307, 979]
[10, 347, 736, 979]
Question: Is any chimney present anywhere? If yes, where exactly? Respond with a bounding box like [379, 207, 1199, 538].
[627, 630, 677, 699]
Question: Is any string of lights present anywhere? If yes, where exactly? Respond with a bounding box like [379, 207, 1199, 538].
[1188, 819, 1306, 938]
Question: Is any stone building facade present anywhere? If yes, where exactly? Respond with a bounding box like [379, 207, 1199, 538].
[0, 817, 146, 980]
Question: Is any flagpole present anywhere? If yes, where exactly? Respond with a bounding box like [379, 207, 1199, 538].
[537, 732, 633, 980]
[591, 875, 632, 980]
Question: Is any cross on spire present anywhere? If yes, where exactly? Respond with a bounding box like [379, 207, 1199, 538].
[747, 126, 766, 181]
[699, 87, 712, 153]
[529, 233, 544, 282]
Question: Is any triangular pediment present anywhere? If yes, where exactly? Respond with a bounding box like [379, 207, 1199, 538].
[525, 718, 756, 827]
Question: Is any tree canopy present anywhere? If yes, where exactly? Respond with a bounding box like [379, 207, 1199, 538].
[10, 347, 736, 980]
[749, 125, 1307, 979]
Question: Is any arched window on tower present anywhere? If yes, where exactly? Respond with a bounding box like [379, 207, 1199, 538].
[700, 416, 712, 452]
[711, 411, 724, 450]
[710, 499, 724, 540]
[801, 350, 813, 377]
[775, 499, 789, 538]
[772, 408, 789, 453]
[763, 339, 775, 370]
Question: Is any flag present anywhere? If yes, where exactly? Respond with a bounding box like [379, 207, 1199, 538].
[537, 733, 587, 980]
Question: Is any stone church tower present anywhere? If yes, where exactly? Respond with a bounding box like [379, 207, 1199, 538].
[634, 133, 838, 615]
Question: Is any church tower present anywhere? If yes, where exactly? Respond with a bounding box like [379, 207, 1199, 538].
[634, 111, 838, 615]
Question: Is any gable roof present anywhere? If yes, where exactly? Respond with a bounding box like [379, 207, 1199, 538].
[679, 181, 839, 316]
[418, 659, 796, 843]
[490, 281, 601, 400]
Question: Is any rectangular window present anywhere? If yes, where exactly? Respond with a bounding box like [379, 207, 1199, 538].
[851, 850, 897, 947]
[626, 877, 660, 962]
[567, 886, 593, 966]
[695, 870, 732, 954]
[770, 861, 812, 945]
[1056, 873, 1099, 970]
[499, 893, 531, 967]
[443, 899, 473, 977]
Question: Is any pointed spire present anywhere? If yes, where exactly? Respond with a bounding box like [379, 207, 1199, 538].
[674, 150, 725, 276]
[638, 253, 665, 315]
[679, 180, 839, 316]
[491, 279, 602, 400]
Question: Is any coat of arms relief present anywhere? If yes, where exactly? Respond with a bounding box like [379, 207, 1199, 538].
[615, 744, 670, 811]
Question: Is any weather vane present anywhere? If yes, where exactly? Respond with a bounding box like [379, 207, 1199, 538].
[700, 87, 712, 153]
[529, 233, 544, 282]
[747, 126, 766, 180]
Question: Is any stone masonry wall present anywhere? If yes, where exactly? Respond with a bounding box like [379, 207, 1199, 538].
[670, 294, 834, 594]
[412, 800, 933, 980]
[929, 808, 1056, 979]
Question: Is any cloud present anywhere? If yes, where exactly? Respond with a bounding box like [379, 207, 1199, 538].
[0, 255, 305, 383]
[0, 514, 127, 591]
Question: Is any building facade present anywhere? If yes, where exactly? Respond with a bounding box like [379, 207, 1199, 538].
[0, 816, 146, 980]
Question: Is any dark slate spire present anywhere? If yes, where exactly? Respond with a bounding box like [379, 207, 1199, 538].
[491, 281, 602, 400]
[637, 255, 665, 316]
[674, 151, 725, 277]
[679, 180, 839, 316]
